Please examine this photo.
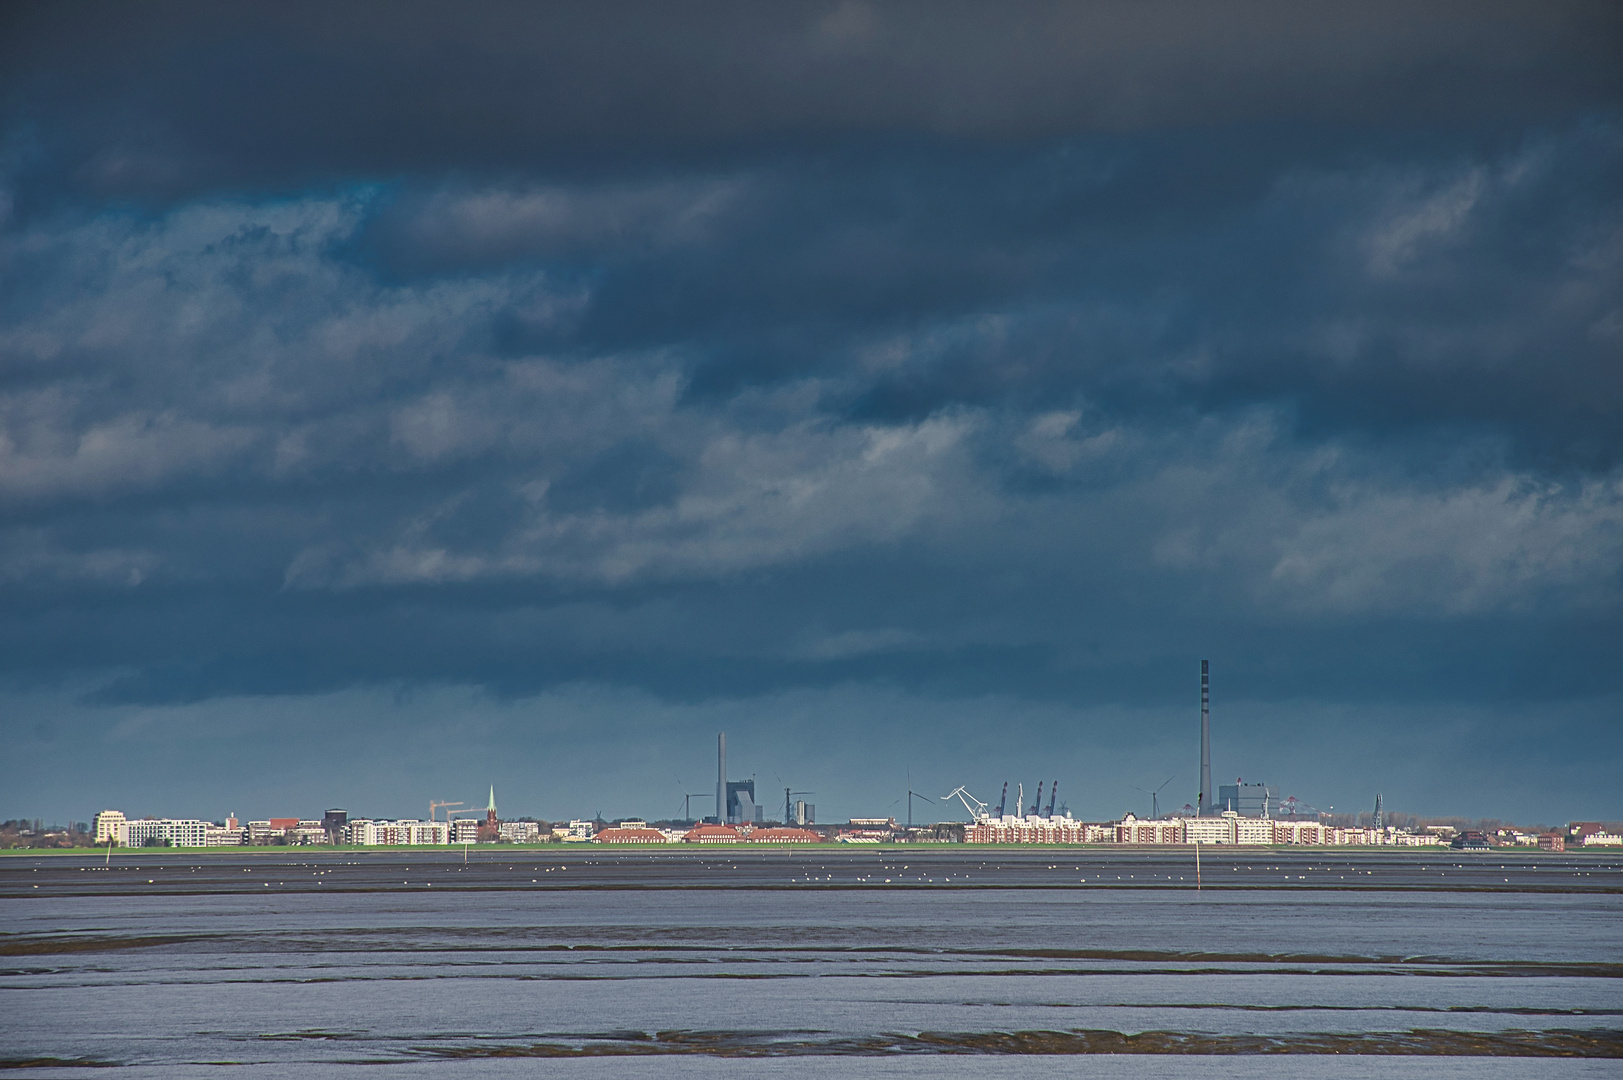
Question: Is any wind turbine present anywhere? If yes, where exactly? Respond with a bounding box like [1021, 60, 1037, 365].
[905, 768, 934, 829]
[673, 775, 709, 823]
[1130, 775, 1176, 819]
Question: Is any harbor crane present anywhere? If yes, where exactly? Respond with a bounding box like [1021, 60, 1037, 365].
[941, 786, 990, 822]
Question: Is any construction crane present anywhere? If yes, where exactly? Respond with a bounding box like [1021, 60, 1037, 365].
[445, 806, 485, 842]
[941, 786, 989, 821]
[1130, 776, 1176, 819]
[429, 801, 463, 823]
[783, 788, 815, 826]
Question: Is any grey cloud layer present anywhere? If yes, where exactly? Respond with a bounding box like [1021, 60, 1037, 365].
[1, 4, 1619, 820]
[2, 180, 1617, 619]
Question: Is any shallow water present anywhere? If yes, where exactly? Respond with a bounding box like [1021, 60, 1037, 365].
[2, 848, 1619, 1077]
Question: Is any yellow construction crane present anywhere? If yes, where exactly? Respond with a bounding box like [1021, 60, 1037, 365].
[429, 801, 463, 823]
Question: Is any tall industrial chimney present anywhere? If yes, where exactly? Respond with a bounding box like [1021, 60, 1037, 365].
[1198, 660, 1211, 816]
[716, 732, 727, 824]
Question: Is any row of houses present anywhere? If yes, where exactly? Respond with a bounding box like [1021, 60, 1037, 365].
[90, 807, 1617, 849]
[964, 812, 1447, 846]
[595, 822, 824, 843]
[87, 812, 827, 847]
[348, 819, 541, 845]
[90, 810, 545, 847]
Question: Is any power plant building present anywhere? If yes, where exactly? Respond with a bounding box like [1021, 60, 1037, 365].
[1216, 781, 1277, 816]
[726, 781, 763, 825]
[713, 732, 766, 824]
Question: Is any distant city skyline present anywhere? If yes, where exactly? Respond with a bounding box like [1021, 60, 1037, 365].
[8, 681, 1608, 830]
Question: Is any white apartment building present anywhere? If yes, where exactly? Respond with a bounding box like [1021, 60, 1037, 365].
[204, 824, 247, 846]
[1232, 815, 1274, 845]
[346, 819, 449, 845]
[1115, 816, 1183, 844]
[555, 820, 595, 841]
[92, 810, 127, 844]
[288, 821, 328, 845]
[123, 819, 210, 847]
[1182, 816, 1235, 845]
[451, 818, 483, 843]
[1385, 830, 1443, 846]
[497, 821, 541, 842]
[1270, 820, 1326, 845]
[967, 815, 1091, 844]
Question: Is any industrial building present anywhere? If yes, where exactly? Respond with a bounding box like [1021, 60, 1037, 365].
[712, 732, 771, 825]
[1216, 781, 1277, 816]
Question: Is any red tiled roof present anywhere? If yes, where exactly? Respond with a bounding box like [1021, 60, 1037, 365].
[683, 824, 742, 842]
[594, 827, 667, 843]
[746, 827, 823, 843]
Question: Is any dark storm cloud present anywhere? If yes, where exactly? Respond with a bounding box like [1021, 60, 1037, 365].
[356, 127, 1623, 468]
[1, 2, 1620, 821]
[3, 0, 1620, 204]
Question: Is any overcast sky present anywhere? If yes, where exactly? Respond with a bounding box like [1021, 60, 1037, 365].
[2, 2, 1619, 827]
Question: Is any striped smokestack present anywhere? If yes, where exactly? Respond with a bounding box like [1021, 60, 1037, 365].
[1199, 660, 1211, 816]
